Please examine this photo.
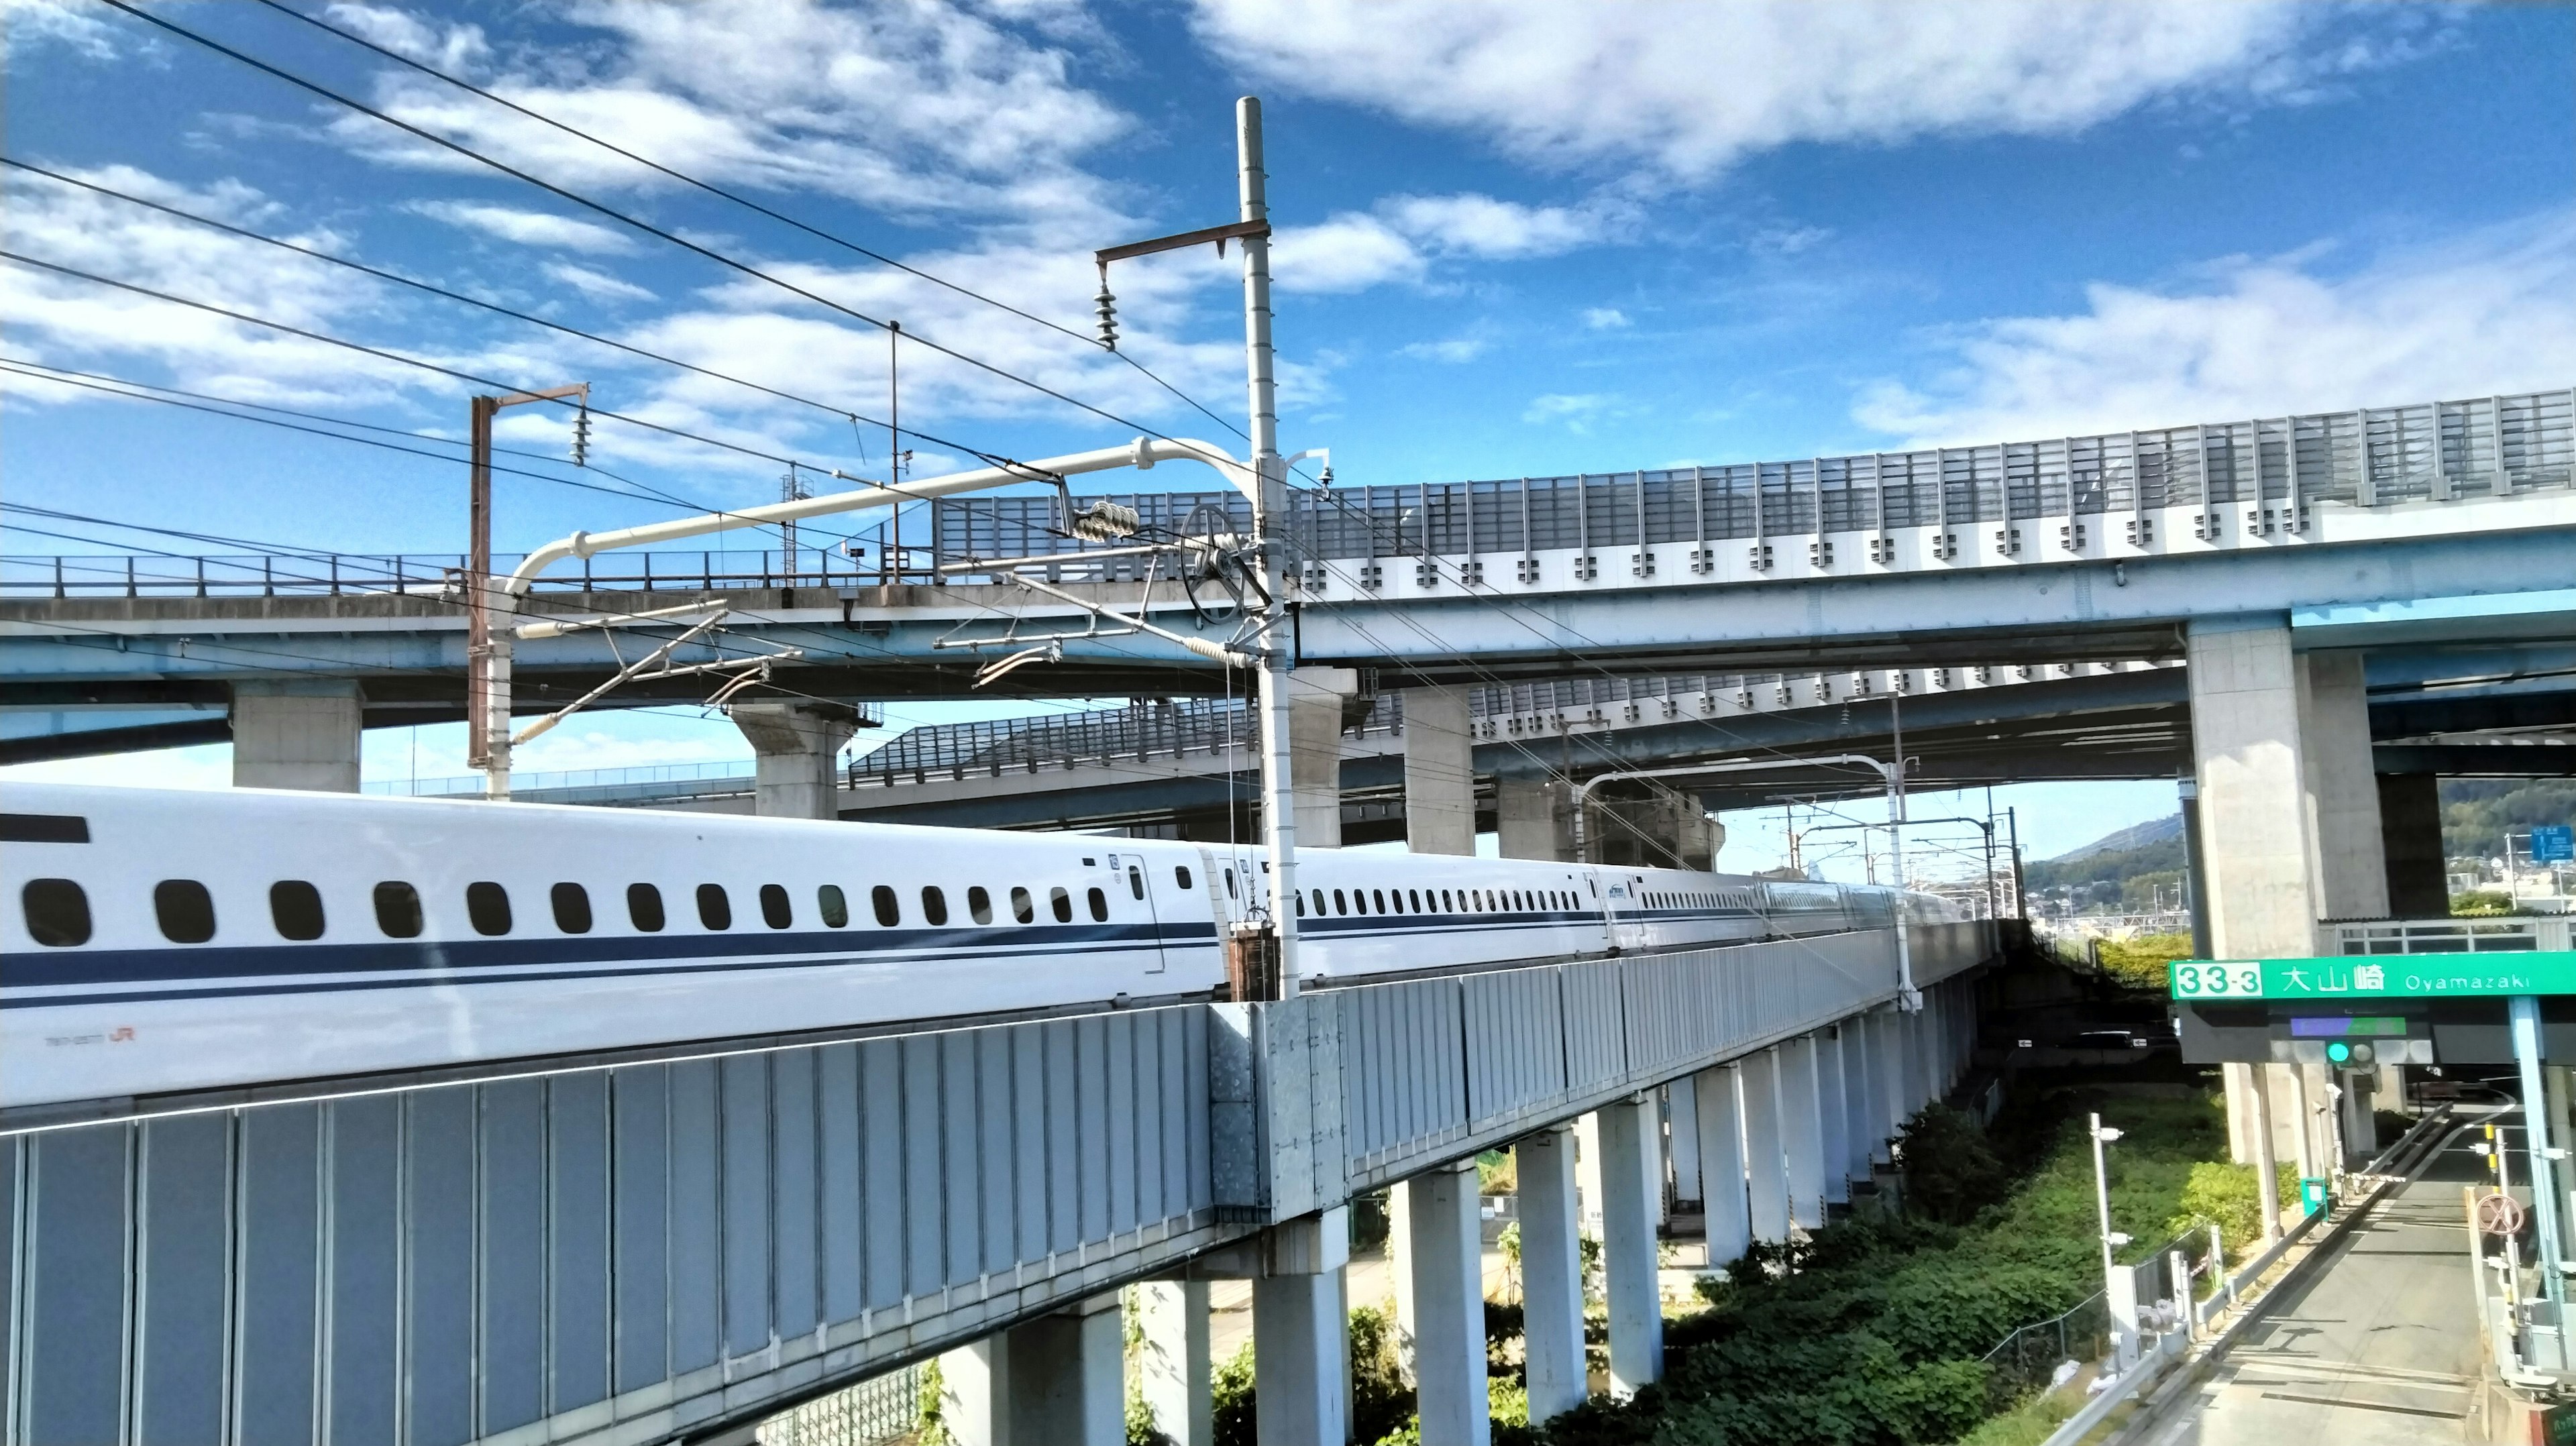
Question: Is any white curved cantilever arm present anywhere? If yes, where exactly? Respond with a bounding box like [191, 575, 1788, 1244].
[502, 437, 1250, 599]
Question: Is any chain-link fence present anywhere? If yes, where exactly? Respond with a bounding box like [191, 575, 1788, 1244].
[755, 1365, 922, 1446]
[1978, 1292, 2108, 1410]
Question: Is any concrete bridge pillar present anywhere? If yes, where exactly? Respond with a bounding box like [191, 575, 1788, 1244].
[936, 1292, 1124, 1446]
[1740, 1050, 1791, 1243]
[1136, 1281, 1213, 1446]
[1283, 667, 1358, 849]
[229, 679, 362, 791]
[1666, 1078, 1702, 1207]
[1597, 1094, 1665, 1396]
[1495, 775, 1574, 861]
[1573, 1111, 1605, 1236]
[2300, 651, 2391, 923]
[1838, 1022, 1878, 1184]
[1866, 1009, 1904, 1162]
[2377, 773, 2449, 917]
[1693, 1065, 1752, 1267]
[1401, 685, 1477, 856]
[1815, 1028, 1851, 1205]
[1513, 1123, 1587, 1426]
[1251, 1209, 1348, 1445]
[1778, 1035, 1828, 1231]
[1404, 1162, 1490, 1446]
[727, 700, 861, 820]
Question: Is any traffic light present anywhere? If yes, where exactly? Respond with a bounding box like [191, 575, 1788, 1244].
[2323, 1039, 2373, 1068]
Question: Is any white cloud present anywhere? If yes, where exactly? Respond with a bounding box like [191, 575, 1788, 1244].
[543, 260, 657, 302]
[1851, 210, 2576, 446]
[1398, 336, 1489, 364]
[1, 0, 117, 60]
[321, 2, 491, 71]
[413, 200, 639, 254]
[1271, 192, 1606, 293]
[1581, 307, 1628, 330]
[1190, 1, 2426, 182]
[1522, 392, 1621, 432]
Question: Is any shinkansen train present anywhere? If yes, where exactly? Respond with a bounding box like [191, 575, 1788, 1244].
[0, 782, 1960, 1112]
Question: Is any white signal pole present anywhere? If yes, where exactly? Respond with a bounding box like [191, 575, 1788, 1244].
[1236, 96, 1303, 997]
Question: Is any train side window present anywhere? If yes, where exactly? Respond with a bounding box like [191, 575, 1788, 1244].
[1127, 867, 1145, 901]
[873, 885, 902, 927]
[1224, 869, 1238, 899]
[151, 879, 217, 943]
[1175, 865, 1194, 891]
[969, 886, 993, 925]
[1371, 889, 1385, 913]
[922, 886, 949, 926]
[22, 878, 91, 946]
[1086, 886, 1109, 922]
[1408, 889, 1421, 912]
[551, 883, 594, 935]
[1310, 890, 1326, 915]
[817, 885, 849, 928]
[1438, 889, 1450, 911]
[1050, 886, 1073, 923]
[374, 881, 424, 938]
[696, 884, 732, 931]
[1332, 889, 1347, 915]
[627, 883, 666, 932]
[1294, 892, 1306, 916]
[465, 882, 512, 937]
[1011, 886, 1035, 924]
[759, 884, 792, 929]
[270, 880, 325, 940]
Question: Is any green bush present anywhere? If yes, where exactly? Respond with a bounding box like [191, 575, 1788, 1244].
[1210, 1341, 1255, 1446]
[2098, 931, 2194, 990]
[2453, 889, 2518, 917]
[1895, 1105, 2008, 1224]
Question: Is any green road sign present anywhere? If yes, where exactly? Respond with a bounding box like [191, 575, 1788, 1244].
[2169, 951, 2576, 1001]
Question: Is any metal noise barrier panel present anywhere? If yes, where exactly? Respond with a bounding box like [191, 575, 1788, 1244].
[0, 922, 1994, 1446]
[0, 1008, 1234, 1446]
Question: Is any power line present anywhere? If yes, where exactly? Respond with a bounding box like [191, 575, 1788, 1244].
[245, 0, 1265, 453]
[4, 157, 892, 440]
[94, 0, 1205, 455]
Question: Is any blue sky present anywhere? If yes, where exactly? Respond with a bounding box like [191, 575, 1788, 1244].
[5, 1, 2572, 872]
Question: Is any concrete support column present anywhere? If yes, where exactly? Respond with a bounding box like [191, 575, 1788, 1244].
[1839, 1023, 1876, 1184]
[1815, 1028, 1851, 1205]
[1285, 667, 1358, 849]
[1574, 1112, 1605, 1237]
[2187, 617, 2322, 960]
[1386, 1181, 1417, 1383]
[1666, 1080, 1702, 1205]
[1252, 1210, 1349, 1446]
[938, 1293, 1124, 1446]
[1405, 1162, 1490, 1446]
[2299, 651, 2390, 922]
[1740, 1050, 1791, 1242]
[1875, 1005, 1916, 1150]
[1778, 1036, 1827, 1230]
[1136, 1282, 1213, 1446]
[1898, 1003, 1930, 1118]
[727, 700, 861, 820]
[1513, 1124, 1587, 1427]
[1401, 685, 1477, 856]
[1495, 775, 1574, 861]
[2377, 773, 2449, 917]
[1597, 1095, 1664, 1396]
[1693, 1066, 1752, 1266]
[229, 679, 363, 791]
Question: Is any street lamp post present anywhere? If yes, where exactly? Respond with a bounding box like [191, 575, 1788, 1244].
[2090, 1113, 2135, 1364]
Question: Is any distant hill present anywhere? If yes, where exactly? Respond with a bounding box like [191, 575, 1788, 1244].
[2049, 814, 2182, 863]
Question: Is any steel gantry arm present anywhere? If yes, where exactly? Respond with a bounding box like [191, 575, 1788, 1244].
[477, 437, 1256, 799]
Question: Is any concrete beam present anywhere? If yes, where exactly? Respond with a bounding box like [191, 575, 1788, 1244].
[1496, 776, 1574, 861]
[1778, 1036, 1827, 1231]
[1401, 685, 1476, 856]
[229, 679, 362, 791]
[2188, 617, 2321, 958]
[1287, 667, 1358, 849]
[1252, 1209, 1349, 1446]
[1597, 1095, 1664, 1397]
[938, 1293, 1124, 1446]
[2299, 651, 2390, 920]
[728, 700, 862, 820]
[1815, 1028, 1851, 1205]
[1514, 1124, 1587, 1427]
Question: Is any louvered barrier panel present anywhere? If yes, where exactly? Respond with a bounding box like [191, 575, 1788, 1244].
[0, 1008, 1231, 1446]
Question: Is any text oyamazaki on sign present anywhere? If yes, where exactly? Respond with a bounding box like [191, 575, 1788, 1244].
[2169, 952, 2576, 999]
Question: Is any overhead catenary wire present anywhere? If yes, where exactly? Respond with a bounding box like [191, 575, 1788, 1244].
[244, 0, 1270, 455]
[92, 0, 1218, 458]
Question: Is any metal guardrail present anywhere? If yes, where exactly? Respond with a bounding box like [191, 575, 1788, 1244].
[2333, 917, 2576, 954]
[755, 1366, 921, 1446]
[10, 388, 2569, 599]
